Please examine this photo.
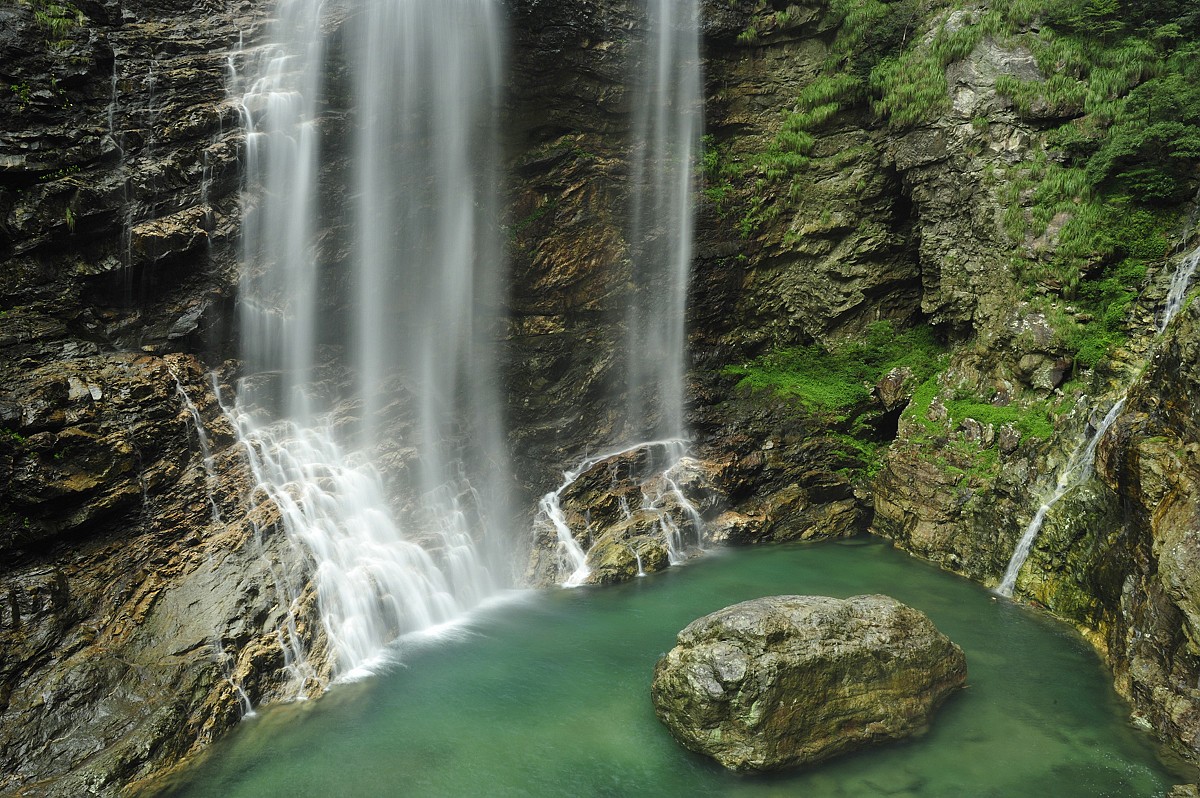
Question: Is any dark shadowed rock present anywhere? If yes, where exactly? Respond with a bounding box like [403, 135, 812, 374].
[651, 594, 966, 772]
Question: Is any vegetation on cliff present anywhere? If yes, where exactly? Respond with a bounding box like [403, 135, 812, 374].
[724, 321, 942, 414]
[775, 0, 1196, 356]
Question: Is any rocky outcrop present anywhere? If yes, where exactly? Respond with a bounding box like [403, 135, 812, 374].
[525, 445, 721, 587]
[0, 356, 322, 797]
[0, 0, 306, 792]
[504, 0, 641, 491]
[651, 594, 967, 771]
[1002, 298, 1200, 766]
[0, 0, 1197, 789]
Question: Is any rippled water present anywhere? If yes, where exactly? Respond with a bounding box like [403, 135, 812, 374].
[159, 538, 1178, 797]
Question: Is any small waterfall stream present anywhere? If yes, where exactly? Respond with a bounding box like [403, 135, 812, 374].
[232, 0, 512, 683]
[537, 0, 705, 586]
[998, 239, 1200, 597]
[538, 438, 691, 587]
[996, 399, 1125, 597]
[1159, 241, 1200, 333]
[626, 0, 702, 442]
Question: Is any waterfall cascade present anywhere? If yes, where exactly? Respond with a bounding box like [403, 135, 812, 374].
[625, 0, 702, 442]
[534, 0, 705, 586]
[999, 239, 1200, 597]
[231, 0, 512, 684]
[1159, 241, 1200, 333]
[996, 399, 1125, 597]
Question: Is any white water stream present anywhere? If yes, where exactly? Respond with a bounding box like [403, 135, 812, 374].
[626, 0, 702, 441]
[537, 439, 696, 587]
[1159, 241, 1200, 333]
[997, 399, 1125, 597]
[541, 0, 705, 586]
[999, 238, 1200, 596]
[232, 0, 511, 683]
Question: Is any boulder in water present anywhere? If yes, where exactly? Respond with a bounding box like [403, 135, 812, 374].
[651, 594, 966, 772]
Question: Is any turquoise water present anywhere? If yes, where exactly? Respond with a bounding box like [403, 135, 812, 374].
[160, 538, 1178, 797]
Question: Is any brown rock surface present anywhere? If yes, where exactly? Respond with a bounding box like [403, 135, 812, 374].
[651, 594, 966, 771]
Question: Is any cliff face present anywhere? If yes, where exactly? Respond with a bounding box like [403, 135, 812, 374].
[687, 0, 1200, 774]
[0, 0, 323, 794]
[1009, 298, 1200, 764]
[1104, 301, 1200, 763]
[0, 0, 1198, 793]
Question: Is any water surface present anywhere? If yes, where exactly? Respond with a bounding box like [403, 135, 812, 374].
[162, 538, 1176, 797]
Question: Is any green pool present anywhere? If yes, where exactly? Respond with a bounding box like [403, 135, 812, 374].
[158, 538, 1178, 797]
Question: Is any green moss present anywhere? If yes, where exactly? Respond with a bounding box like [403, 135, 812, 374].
[943, 396, 1055, 440]
[723, 322, 946, 483]
[9, 82, 32, 112]
[902, 369, 1059, 471]
[901, 375, 944, 438]
[1019, 203, 1174, 366]
[724, 321, 945, 414]
[17, 0, 85, 45]
[830, 432, 883, 480]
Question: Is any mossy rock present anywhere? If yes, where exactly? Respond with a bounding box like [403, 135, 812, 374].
[651, 594, 967, 772]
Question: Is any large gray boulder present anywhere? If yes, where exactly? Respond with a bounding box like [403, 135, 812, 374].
[651, 594, 967, 772]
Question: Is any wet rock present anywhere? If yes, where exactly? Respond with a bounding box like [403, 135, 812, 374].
[584, 528, 671, 585]
[526, 445, 723, 587]
[876, 366, 916, 411]
[1079, 301, 1200, 765]
[997, 424, 1021, 454]
[651, 594, 967, 772]
[0, 357, 325, 797]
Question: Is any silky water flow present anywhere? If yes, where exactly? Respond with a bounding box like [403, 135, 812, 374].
[535, 0, 707, 585]
[230, 0, 512, 689]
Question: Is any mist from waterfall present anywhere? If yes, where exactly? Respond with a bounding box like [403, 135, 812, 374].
[234, 0, 511, 683]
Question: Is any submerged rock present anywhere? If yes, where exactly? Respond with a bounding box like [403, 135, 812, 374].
[651, 594, 966, 772]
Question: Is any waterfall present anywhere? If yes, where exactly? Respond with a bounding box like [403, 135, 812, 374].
[996, 399, 1125, 597]
[538, 438, 689, 587]
[169, 367, 222, 525]
[998, 234, 1200, 596]
[626, 0, 702, 442]
[534, 0, 705, 586]
[233, 0, 511, 683]
[1159, 241, 1200, 333]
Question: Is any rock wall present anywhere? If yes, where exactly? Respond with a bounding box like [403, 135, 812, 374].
[1010, 298, 1200, 766]
[0, 0, 324, 794]
[684, 0, 1200, 777]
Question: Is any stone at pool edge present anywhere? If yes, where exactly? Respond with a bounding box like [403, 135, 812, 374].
[650, 594, 968, 772]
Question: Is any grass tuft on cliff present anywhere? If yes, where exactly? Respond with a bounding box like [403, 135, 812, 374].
[723, 321, 944, 414]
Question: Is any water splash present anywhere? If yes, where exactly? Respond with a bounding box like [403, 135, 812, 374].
[537, 440, 684, 587]
[169, 368, 222, 525]
[227, 403, 487, 681]
[535, 439, 705, 587]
